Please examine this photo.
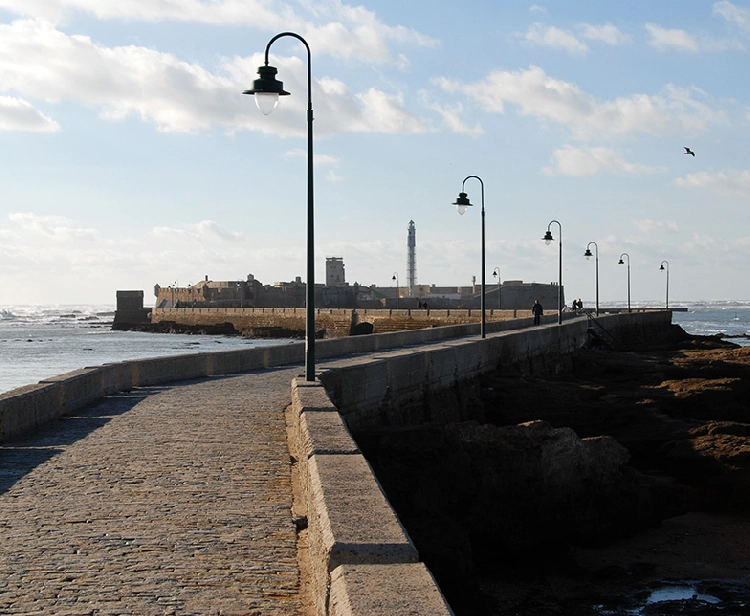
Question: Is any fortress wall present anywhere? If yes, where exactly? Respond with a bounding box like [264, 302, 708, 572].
[151, 306, 536, 336]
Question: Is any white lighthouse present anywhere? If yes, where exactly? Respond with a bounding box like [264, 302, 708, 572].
[407, 220, 417, 297]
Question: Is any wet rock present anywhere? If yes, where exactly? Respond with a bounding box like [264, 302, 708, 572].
[358, 418, 659, 600]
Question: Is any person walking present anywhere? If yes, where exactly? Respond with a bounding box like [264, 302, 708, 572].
[532, 299, 544, 325]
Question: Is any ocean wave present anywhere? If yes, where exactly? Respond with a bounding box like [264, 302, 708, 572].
[0, 305, 116, 325]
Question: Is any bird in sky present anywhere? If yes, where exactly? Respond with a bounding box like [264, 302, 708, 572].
[684, 147, 695, 156]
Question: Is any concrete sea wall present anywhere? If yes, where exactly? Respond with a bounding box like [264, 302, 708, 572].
[0, 310, 672, 615]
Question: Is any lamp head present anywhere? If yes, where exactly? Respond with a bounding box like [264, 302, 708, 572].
[243, 64, 290, 115]
[453, 192, 472, 215]
[618, 258, 625, 265]
[584, 248, 593, 260]
[392, 275, 396, 281]
[543, 230, 554, 245]
[660, 263, 665, 271]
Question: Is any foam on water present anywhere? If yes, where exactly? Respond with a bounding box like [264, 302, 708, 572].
[0, 304, 292, 394]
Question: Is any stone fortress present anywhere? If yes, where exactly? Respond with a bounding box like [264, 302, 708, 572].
[153, 219, 564, 312]
[153, 258, 562, 313]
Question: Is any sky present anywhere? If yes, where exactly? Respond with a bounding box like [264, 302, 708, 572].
[0, 1, 749, 306]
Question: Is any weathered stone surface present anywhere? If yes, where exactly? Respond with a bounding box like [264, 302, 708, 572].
[0, 370, 308, 615]
[329, 563, 454, 616]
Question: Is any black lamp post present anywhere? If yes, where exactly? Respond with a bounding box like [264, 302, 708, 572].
[618, 253, 631, 313]
[583, 241, 599, 316]
[660, 260, 670, 309]
[492, 267, 501, 309]
[543, 220, 563, 324]
[244, 32, 316, 381]
[392, 272, 399, 309]
[453, 176, 486, 338]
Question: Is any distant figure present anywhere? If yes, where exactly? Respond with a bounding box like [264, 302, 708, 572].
[577, 298, 583, 312]
[684, 147, 695, 156]
[532, 300, 543, 325]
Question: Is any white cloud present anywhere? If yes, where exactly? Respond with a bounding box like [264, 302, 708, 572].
[0, 0, 436, 65]
[543, 145, 664, 176]
[685, 233, 719, 252]
[418, 91, 482, 135]
[646, 23, 699, 51]
[0, 19, 428, 135]
[354, 87, 427, 133]
[713, 0, 750, 32]
[300, 0, 438, 64]
[578, 23, 630, 45]
[675, 169, 750, 197]
[8, 212, 98, 240]
[152, 220, 244, 242]
[0, 95, 59, 131]
[632, 219, 679, 234]
[436, 65, 727, 140]
[645, 22, 743, 52]
[524, 23, 588, 54]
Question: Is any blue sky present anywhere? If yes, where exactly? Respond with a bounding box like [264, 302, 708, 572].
[0, 1, 748, 306]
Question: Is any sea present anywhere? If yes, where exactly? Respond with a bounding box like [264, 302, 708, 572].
[1, 301, 748, 396]
[0, 305, 294, 395]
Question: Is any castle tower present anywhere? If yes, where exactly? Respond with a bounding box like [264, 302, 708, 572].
[406, 220, 417, 297]
[326, 257, 345, 286]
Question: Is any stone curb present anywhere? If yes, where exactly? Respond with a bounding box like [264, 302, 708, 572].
[290, 378, 454, 616]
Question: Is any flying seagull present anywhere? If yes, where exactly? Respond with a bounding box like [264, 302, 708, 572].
[684, 147, 695, 156]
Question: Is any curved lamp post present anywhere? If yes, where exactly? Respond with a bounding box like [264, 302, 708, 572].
[660, 261, 670, 310]
[583, 242, 599, 316]
[543, 220, 563, 324]
[492, 267, 501, 309]
[453, 176, 486, 338]
[392, 272, 399, 309]
[244, 32, 316, 381]
[618, 253, 631, 313]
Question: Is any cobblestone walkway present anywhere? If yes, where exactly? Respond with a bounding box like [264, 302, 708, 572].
[0, 368, 303, 615]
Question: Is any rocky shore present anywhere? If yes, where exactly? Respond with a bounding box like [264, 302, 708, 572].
[356, 325, 750, 615]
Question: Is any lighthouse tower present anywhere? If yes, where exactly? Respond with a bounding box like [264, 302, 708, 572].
[406, 220, 417, 297]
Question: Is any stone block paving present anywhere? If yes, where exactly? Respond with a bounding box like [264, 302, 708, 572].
[0, 368, 304, 615]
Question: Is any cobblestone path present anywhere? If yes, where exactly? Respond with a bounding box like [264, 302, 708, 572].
[0, 368, 304, 615]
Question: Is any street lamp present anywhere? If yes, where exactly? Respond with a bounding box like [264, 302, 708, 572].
[392, 272, 399, 309]
[542, 220, 563, 324]
[244, 32, 316, 381]
[453, 176, 486, 338]
[583, 242, 599, 316]
[492, 267, 501, 309]
[660, 261, 670, 309]
[618, 253, 631, 313]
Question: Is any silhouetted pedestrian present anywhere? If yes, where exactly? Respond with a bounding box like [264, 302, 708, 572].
[532, 300, 543, 325]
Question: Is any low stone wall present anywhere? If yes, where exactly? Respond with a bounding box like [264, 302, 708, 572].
[290, 379, 454, 616]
